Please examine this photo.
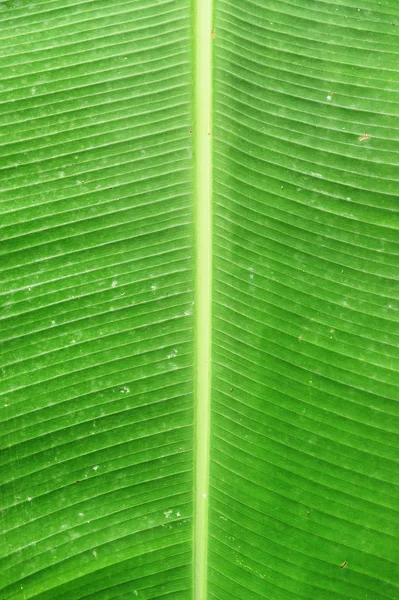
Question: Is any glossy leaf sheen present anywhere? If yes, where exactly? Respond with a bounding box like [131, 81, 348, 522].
[0, 1, 398, 599]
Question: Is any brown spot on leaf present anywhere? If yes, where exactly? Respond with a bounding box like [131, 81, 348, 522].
[340, 561, 348, 569]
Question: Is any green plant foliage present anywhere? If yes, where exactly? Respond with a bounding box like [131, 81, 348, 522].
[0, 1, 398, 599]
[210, 2, 399, 598]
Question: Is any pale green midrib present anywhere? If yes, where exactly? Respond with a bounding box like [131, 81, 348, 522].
[193, 0, 212, 597]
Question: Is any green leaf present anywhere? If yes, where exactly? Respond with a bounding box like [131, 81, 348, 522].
[1, 1, 398, 599]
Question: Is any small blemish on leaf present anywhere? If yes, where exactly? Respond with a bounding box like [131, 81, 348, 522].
[340, 561, 348, 569]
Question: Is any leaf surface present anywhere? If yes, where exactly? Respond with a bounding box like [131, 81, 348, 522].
[0, 1, 398, 599]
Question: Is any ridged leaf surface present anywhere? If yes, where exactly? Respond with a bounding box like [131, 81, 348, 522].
[0, 1, 398, 599]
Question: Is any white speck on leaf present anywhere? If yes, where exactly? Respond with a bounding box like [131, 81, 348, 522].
[121, 386, 130, 394]
[111, 280, 117, 288]
[27, 497, 32, 502]
[151, 284, 157, 291]
[164, 509, 173, 519]
[93, 466, 99, 471]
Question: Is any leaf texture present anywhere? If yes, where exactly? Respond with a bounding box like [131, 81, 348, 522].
[210, 1, 399, 599]
[0, 1, 194, 599]
[0, 0, 398, 599]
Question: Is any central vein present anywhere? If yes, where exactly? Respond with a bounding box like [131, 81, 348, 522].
[193, 0, 212, 597]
